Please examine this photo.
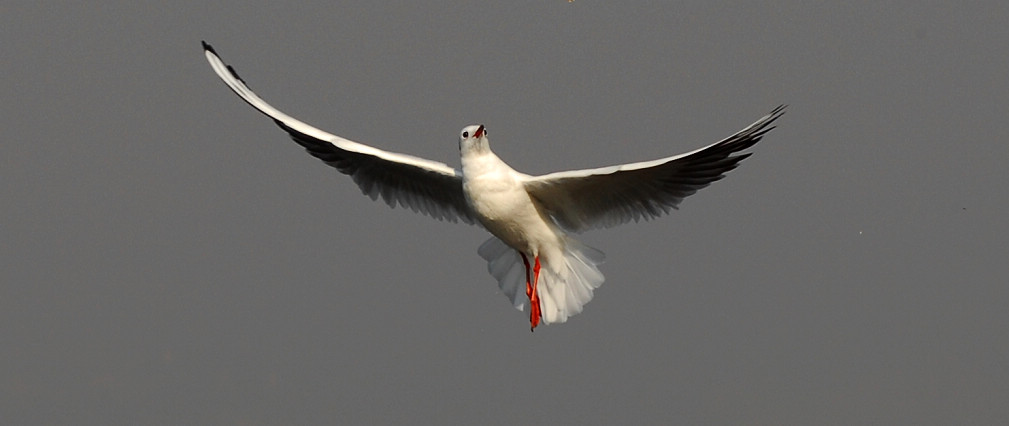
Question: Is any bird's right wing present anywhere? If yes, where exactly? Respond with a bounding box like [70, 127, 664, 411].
[523, 106, 784, 232]
[203, 42, 477, 224]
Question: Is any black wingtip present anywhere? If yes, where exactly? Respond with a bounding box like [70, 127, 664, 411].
[202, 41, 251, 87]
[754, 104, 786, 133]
[226, 64, 248, 85]
[771, 104, 787, 118]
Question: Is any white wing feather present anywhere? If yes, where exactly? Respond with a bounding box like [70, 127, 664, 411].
[203, 42, 476, 224]
[523, 106, 784, 232]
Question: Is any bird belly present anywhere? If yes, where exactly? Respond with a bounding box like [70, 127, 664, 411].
[464, 179, 559, 256]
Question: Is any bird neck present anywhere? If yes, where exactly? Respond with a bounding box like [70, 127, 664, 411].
[460, 148, 510, 177]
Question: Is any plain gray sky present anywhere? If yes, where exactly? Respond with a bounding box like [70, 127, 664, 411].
[3, 1, 1008, 424]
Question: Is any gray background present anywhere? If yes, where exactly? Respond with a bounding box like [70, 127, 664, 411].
[3, 2, 1007, 424]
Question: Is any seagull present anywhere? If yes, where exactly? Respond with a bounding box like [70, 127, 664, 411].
[202, 41, 784, 330]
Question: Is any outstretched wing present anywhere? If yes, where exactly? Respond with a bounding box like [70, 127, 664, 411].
[523, 106, 784, 232]
[203, 42, 476, 224]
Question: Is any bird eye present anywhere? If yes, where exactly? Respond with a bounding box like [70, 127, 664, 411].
[462, 131, 469, 138]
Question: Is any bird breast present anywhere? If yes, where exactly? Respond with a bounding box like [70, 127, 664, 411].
[462, 157, 558, 254]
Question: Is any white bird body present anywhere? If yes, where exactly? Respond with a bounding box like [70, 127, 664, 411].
[461, 133, 556, 257]
[202, 41, 784, 330]
[459, 127, 588, 326]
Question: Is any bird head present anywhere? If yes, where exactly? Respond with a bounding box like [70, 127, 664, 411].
[459, 124, 488, 154]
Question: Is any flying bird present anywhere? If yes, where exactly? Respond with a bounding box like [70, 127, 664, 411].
[202, 41, 784, 330]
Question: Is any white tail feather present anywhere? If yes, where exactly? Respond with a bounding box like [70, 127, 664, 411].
[477, 236, 605, 324]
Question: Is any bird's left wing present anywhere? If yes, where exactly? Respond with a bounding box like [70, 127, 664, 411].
[203, 42, 476, 224]
[523, 106, 784, 232]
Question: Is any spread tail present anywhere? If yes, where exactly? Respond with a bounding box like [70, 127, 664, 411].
[477, 236, 605, 325]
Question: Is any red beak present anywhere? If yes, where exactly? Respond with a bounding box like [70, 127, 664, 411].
[474, 125, 484, 138]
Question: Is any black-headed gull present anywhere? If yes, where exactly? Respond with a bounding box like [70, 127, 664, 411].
[203, 42, 784, 330]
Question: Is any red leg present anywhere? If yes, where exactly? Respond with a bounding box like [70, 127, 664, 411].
[529, 256, 542, 331]
[520, 253, 543, 331]
[520, 254, 532, 299]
